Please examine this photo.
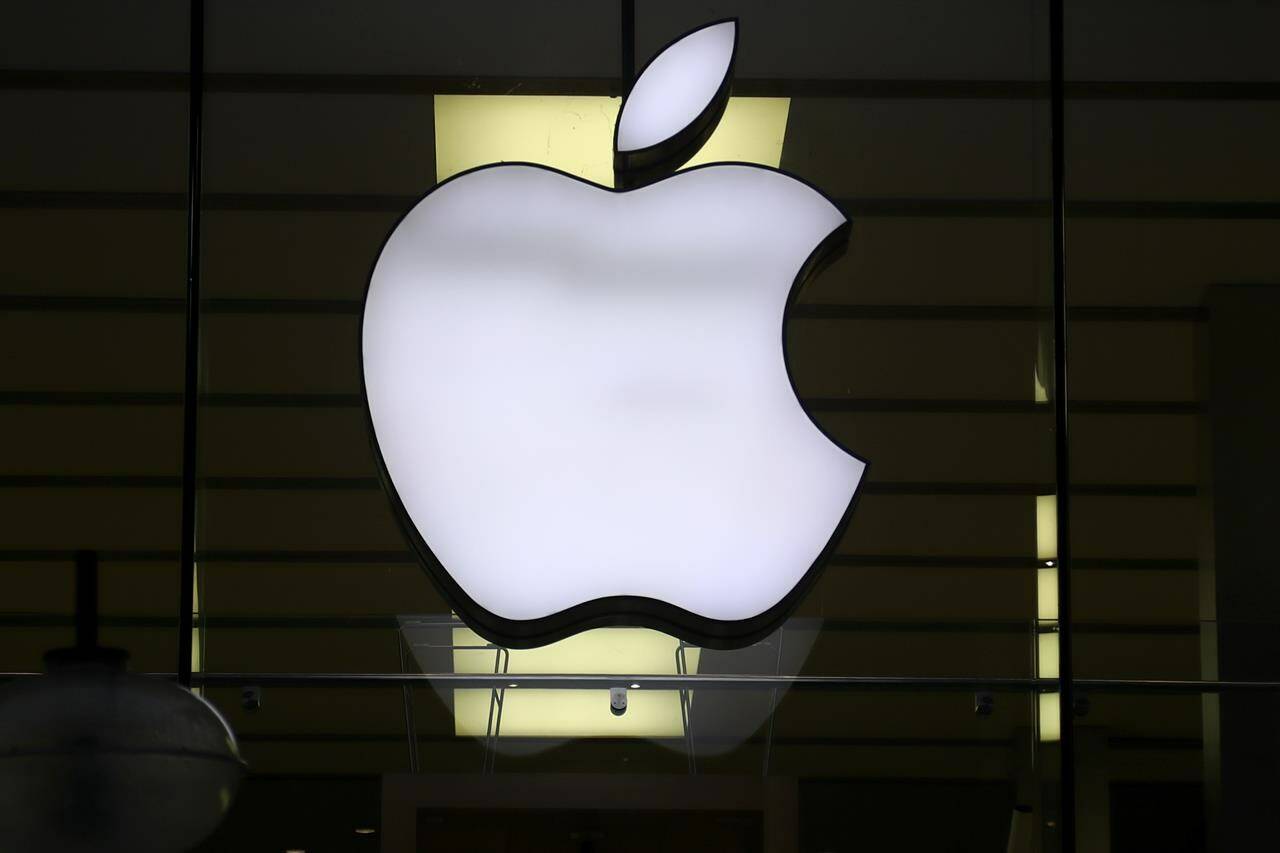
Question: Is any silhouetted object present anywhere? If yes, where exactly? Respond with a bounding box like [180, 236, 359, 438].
[0, 551, 244, 852]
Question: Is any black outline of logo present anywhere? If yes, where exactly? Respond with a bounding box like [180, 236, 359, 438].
[359, 19, 868, 650]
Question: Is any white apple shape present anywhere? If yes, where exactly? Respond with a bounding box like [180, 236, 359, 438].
[361, 20, 867, 648]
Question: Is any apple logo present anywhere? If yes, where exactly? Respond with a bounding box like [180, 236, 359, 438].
[362, 19, 867, 650]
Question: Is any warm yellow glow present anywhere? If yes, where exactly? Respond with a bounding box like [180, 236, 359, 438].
[1037, 567, 1058, 621]
[1036, 494, 1058, 562]
[451, 627, 700, 738]
[682, 97, 790, 171]
[1034, 362, 1049, 403]
[435, 96, 617, 185]
[1038, 693, 1061, 742]
[191, 563, 203, 696]
[1037, 630, 1059, 679]
[434, 95, 790, 186]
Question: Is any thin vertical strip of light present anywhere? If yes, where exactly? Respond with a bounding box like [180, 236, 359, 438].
[177, 0, 205, 689]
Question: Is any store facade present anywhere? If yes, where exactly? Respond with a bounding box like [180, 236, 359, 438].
[3, 2, 1279, 850]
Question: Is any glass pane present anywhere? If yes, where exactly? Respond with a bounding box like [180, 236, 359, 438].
[0, 1, 189, 673]
[637, 1, 1054, 679]
[1065, 0, 1280, 682]
[196, 684, 1054, 852]
[1069, 686, 1280, 852]
[0, 1, 1082, 851]
[196, 0, 620, 676]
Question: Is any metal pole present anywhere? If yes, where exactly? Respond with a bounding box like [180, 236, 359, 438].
[177, 0, 205, 689]
[186, 672, 1058, 690]
[74, 550, 98, 650]
[620, 0, 635, 95]
[1048, 0, 1077, 848]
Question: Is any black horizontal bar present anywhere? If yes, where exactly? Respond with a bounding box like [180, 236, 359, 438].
[0, 391, 1203, 415]
[0, 612, 1197, 635]
[0, 550, 1198, 574]
[1070, 400, 1203, 415]
[0, 475, 382, 489]
[1074, 679, 1280, 694]
[0, 670, 1058, 691]
[232, 732, 1016, 750]
[830, 554, 1198, 572]
[0, 295, 1210, 323]
[2, 190, 1277, 220]
[231, 734, 1206, 751]
[2, 669, 1270, 694]
[0, 549, 419, 564]
[794, 305, 1209, 322]
[1071, 557, 1199, 572]
[211, 732, 1215, 751]
[805, 398, 1201, 415]
[0, 391, 365, 407]
[208, 672, 1062, 691]
[5, 69, 1280, 100]
[866, 482, 1196, 497]
[0, 474, 1196, 499]
[0, 295, 366, 314]
[1107, 737, 1202, 750]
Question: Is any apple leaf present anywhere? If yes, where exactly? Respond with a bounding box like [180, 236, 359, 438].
[613, 19, 737, 189]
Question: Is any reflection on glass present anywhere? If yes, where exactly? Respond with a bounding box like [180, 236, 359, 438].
[398, 615, 820, 759]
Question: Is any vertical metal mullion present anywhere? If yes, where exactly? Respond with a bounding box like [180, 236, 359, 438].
[177, 0, 204, 689]
[1048, 0, 1077, 848]
[621, 0, 636, 95]
[75, 550, 99, 650]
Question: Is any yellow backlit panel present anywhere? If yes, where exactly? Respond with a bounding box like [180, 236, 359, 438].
[454, 689, 686, 739]
[452, 627, 700, 738]
[1038, 693, 1061, 742]
[1037, 630, 1059, 679]
[434, 95, 790, 186]
[1037, 567, 1058, 621]
[683, 97, 790, 170]
[1036, 494, 1058, 562]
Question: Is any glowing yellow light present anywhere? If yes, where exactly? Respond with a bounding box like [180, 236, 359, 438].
[682, 97, 790, 171]
[1037, 567, 1058, 621]
[1036, 495, 1057, 562]
[451, 627, 700, 738]
[1038, 693, 1061, 742]
[434, 95, 790, 186]
[191, 563, 203, 697]
[1037, 630, 1059, 679]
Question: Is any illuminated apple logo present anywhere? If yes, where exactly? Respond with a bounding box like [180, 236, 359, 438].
[362, 19, 867, 649]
